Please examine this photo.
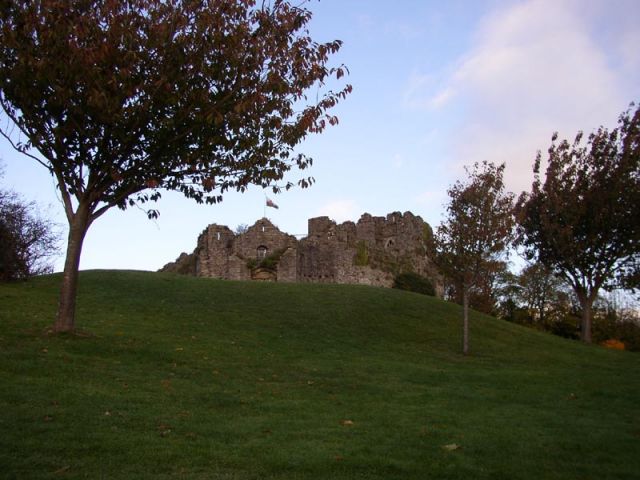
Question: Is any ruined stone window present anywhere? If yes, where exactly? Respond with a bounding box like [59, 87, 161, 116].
[217, 232, 221, 241]
[257, 245, 268, 259]
[262, 226, 265, 232]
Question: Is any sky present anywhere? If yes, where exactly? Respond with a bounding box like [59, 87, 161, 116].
[1, 0, 639, 273]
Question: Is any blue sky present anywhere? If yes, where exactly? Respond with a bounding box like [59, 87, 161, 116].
[1, 0, 639, 272]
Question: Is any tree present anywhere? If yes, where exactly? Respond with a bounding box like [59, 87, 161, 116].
[234, 223, 249, 235]
[517, 103, 640, 343]
[0, 0, 351, 332]
[493, 269, 522, 322]
[436, 161, 515, 355]
[517, 262, 564, 326]
[0, 186, 59, 281]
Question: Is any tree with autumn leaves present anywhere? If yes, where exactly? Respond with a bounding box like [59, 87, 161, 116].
[517, 103, 640, 343]
[436, 161, 515, 355]
[0, 0, 351, 332]
[436, 103, 639, 351]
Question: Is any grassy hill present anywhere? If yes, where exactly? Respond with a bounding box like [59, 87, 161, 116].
[1, 270, 639, 479]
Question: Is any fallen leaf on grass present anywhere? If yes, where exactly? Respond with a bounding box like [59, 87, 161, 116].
[158, 423, 172, 437]
[53, 465, 70, 475]
[442, 443, 461, 451]
[340, 419, 354, 426]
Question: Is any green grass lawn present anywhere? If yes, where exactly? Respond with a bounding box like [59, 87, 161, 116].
[1, 270, 639, 479]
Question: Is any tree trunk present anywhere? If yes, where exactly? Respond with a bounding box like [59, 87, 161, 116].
[462, 287, 470, 355]
[53, 206, 90, 333]
[578, 295, 593, 344]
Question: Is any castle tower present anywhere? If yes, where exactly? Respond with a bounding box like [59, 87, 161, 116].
[195, 224, 235, 278]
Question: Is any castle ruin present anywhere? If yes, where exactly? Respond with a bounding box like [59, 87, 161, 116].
[160, 211, 442, 295]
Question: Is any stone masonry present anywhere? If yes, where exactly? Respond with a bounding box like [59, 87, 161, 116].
[160, 211, 443, 295]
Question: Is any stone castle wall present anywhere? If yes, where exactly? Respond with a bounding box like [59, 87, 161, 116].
[160, 212, 442, 294]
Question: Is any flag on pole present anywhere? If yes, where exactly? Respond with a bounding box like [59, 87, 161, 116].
[266, 197, 279, 209]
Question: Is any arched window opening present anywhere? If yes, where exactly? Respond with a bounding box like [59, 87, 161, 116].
[257, 245, 268, 259]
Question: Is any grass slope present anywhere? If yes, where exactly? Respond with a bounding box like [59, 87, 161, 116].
[1, 270, 639, 479]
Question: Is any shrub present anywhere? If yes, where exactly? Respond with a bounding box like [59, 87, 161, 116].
[354, 241, 369, 266]
[393, 272, 435, 296]
[246, 248, 286, 272]
[601, 339, 625, 350]
[549, 316, 580, 340]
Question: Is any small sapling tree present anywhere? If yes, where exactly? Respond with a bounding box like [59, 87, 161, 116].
[436, 161, 515, 355]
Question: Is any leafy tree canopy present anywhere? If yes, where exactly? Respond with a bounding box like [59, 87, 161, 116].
[436, 161, 515, 290]
[0, 0, 351, 219]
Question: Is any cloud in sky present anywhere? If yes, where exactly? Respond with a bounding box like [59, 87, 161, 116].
[618, 28, 640, 73]
[383, 19, 423, 41]
[407, 0, 640, 193]
[391, 153, 405, 169]
[415, 190, 445, 205]
[403, 74, 455, 110]
[314, 199, 360, 223]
